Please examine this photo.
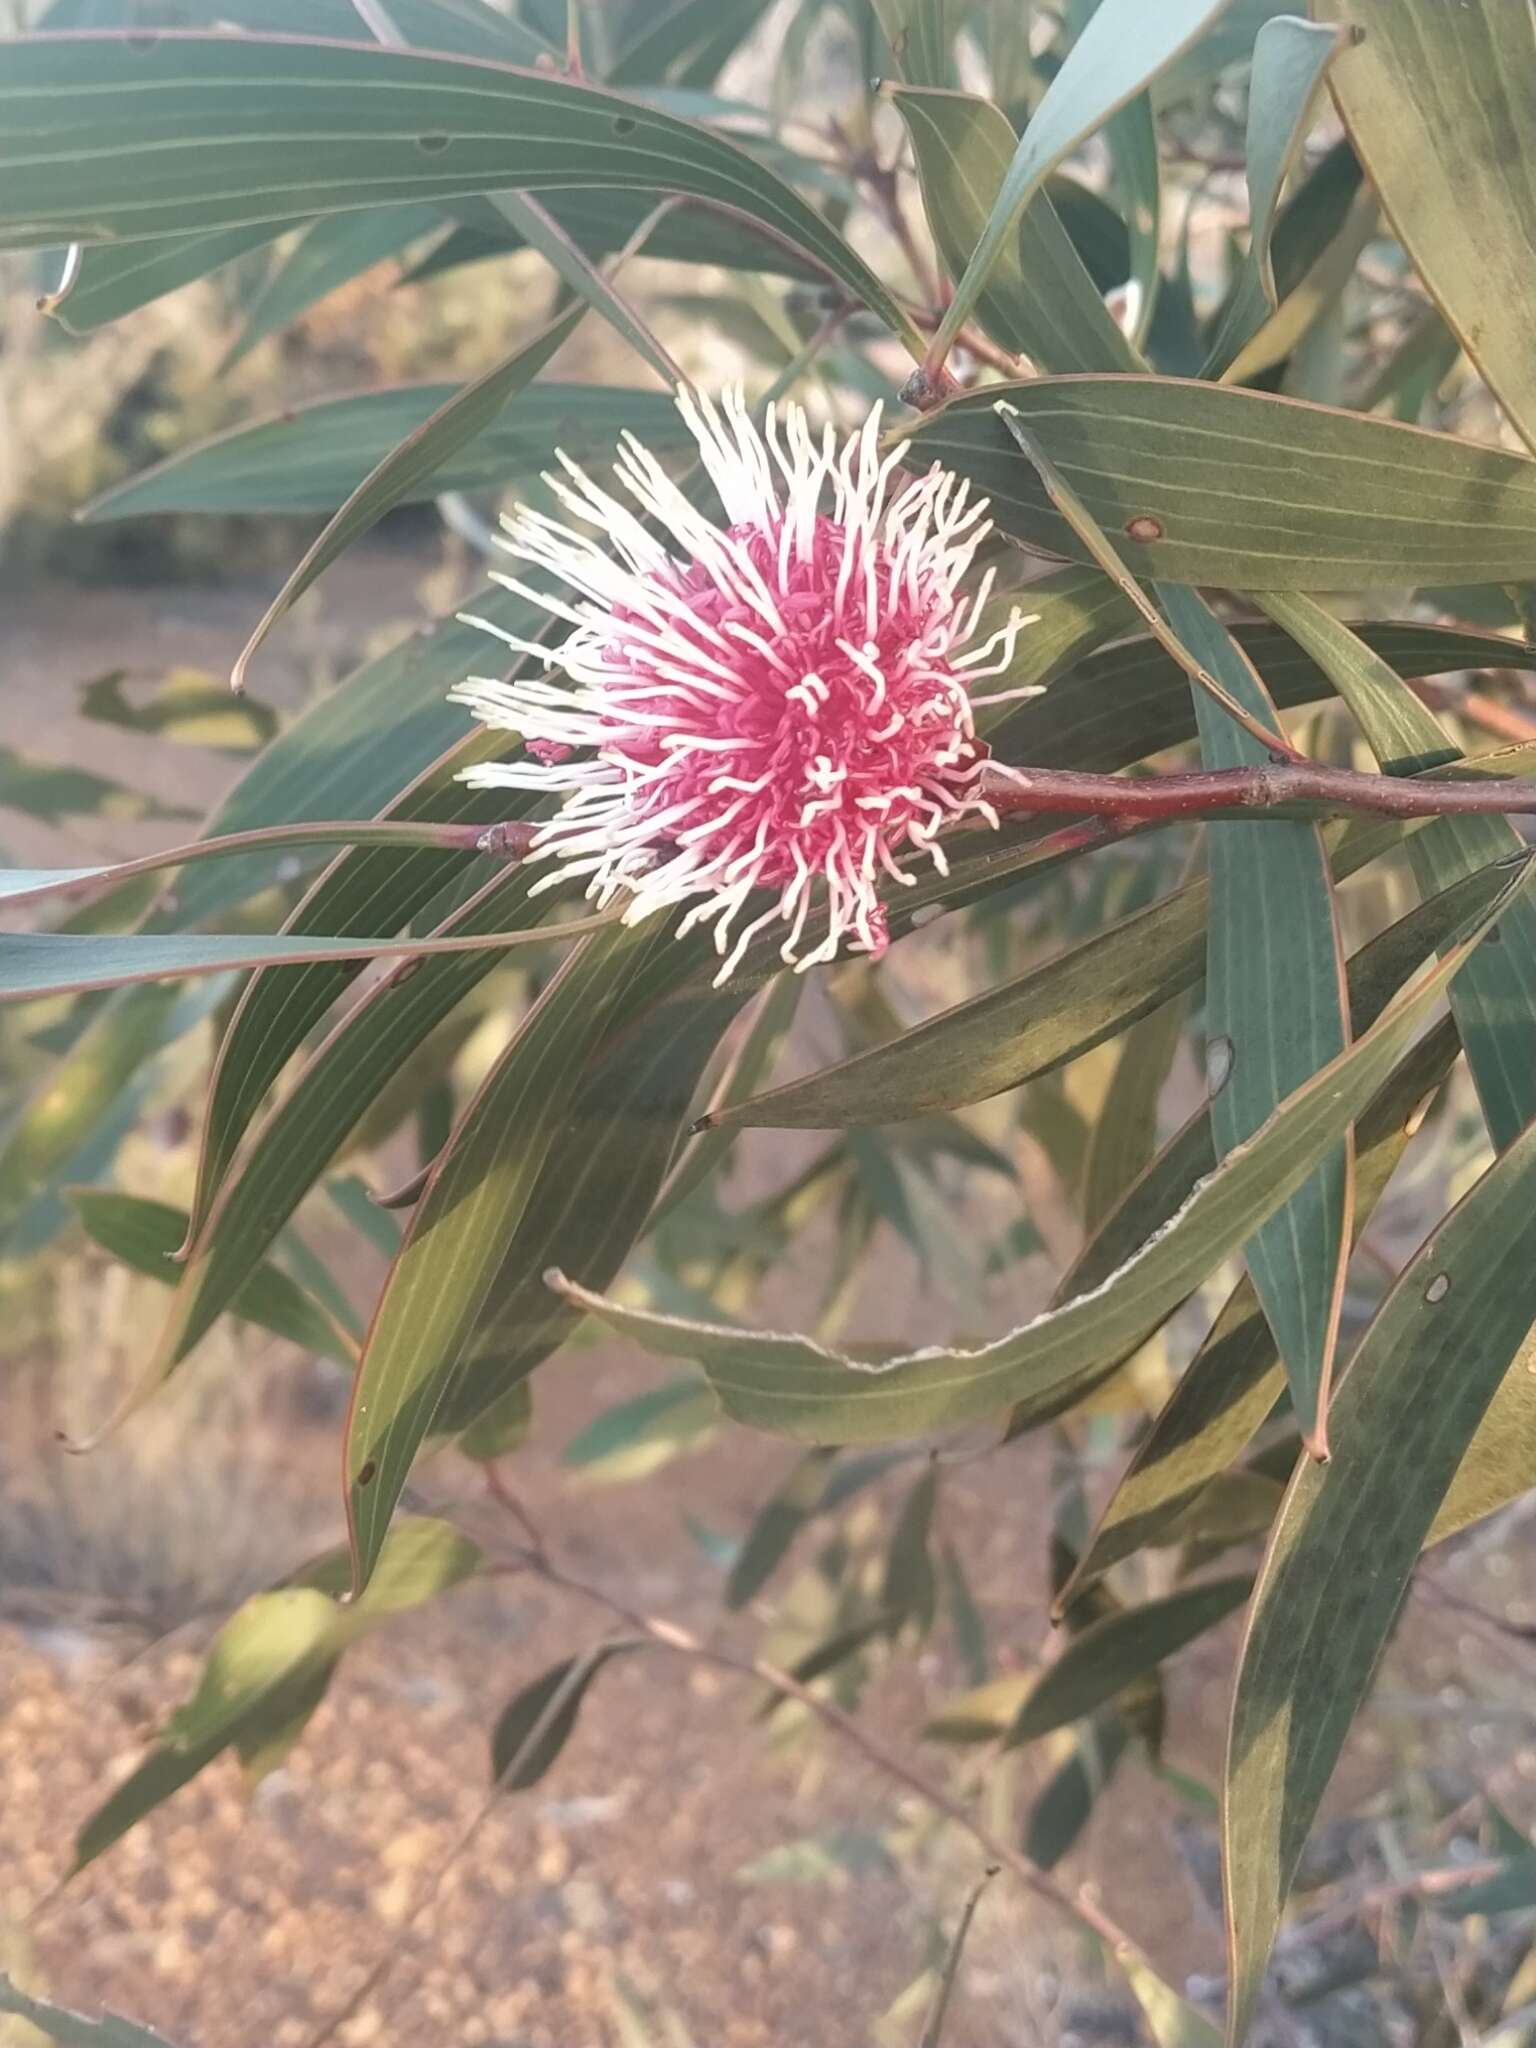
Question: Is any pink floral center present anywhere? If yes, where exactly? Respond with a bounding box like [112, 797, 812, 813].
[450, 389, 1033, 985]
[598, 517, 985, 918]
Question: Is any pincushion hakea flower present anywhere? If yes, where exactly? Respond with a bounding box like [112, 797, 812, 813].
[450, 388, 1037, 986]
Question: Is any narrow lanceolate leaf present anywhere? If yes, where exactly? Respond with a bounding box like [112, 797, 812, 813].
[66, 1188, 356, 1364]
[491, 1645, 636, 1790]
[551, 867, 1526, 1445]
[73, 1516, 478, 1870]
[1023, 1711, 1132, 1869]
[1159, 584, 1350, 1454]
[223, 204, 443, 366]
[716, 769, 1486, 1136]
[1081, 991, 1187, 1232]
[926, 0, 1234, 366]
[1002, 1578, 1251, 1750]
[82, 384, 688, 520]
[74, 1586, 342, 1871]
[1201, 16, 1345, 377]
[37, 0, 554, 64]
[142, 862, 554, 1392]
[726, 1447, 838, 1609]
[904, 378, 1536, 590]
[1225, 1101, 1536, 2047]
[887, 85, 1140, 373]
[1116, 1952, 1223, 2048]
[993, 620, 1535, 780]
[1316, 0, 1536, 455]
[232, 300, 585, 689]
[45, 222, 290, 332]
[0, 910, 607, 1001]
[0, 1976, 181, 2048]
[1259, 591, 1536, 1148]
[1065, 1016, 1463, 1598]
[715, 880, 1211, 1129]
[344, 923, 671, 1588]
[181, 744, 536, 1246]
[0, 33, 916, 349]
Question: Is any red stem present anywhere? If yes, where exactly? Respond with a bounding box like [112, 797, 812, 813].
[980, 761, 1536, 825]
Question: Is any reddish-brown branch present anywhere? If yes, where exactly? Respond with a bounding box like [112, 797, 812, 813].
[979, 760, 1536, 826]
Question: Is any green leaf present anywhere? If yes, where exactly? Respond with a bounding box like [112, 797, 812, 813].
[880, 1464, 939, 1634]
[1023, 1711, 1132, 1869]
[293, 1513, 482, 1620]
[651, 971, 803, 1224]
[993, 619, 1533, 780]
[223, 205, 443, 366]
[1116, 1948, 1223, 2048]
[560, 1375, 717, 1483]
[1065, 1014, 1462, 1596]
[488, 190, 682, 386]
[887, 84, 1139, 372]
[1316, 0, 1536, 454]
[83, 382, 690, 520]
[0, 32, 916, 351]
[606, 0, 776, 87]
[75, 1586, 340, 1870]
[551, 868, 1524, 1444]
[924, 1672, 1035, 1745]
[0, 1976, 181, 2048]
[38, 0, 552, 62]
[712, 781, 1469, 1135]
[404, 182, 826, 287]
[726, 1447, 838, 1609]
[79, 668, 277, 751]
[1258, 591, 1536, 1148]
[1081, 991, 1187, 1232]
[870, 0, 960, 88]
[42, 223, 289, 332]
[904, 377, 1536, 590]
[1428, 1855, 1536, 1921]
[141, 862, 554, 1391]
[713, 877, 1211, 1129]
[0, 982, 197, 1246]
[231, 300, 586, 690]
[0, 743, 190, 826]
[1101, 88, 1160, 348]
[1160, 583, 1350, 1451]
[73, 1517, 477, 1869]
[1004, 1577, 1251, 1748]
[182, 754, 533, 1246]
[491, 1645, 635, 1789]
[0, 906, 607, 1001]
[1225, 1100, 1536, 2046]
[1200, 16, 1345, 377]
[344, 923, 691, 1588]
[927, 0, 1235, 365]
[66, 1187, 356, 1363]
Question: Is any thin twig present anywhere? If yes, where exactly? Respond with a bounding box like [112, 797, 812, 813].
[478, 1525, 1140, 1957]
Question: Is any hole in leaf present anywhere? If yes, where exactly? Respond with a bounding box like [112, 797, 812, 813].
[1125, 515, 1164, 542]
[612, 115, 637, 136]
[417, 134, 451, 154]
[1424, 1273, 1451, 1305]
[357, 1459, 378, 1486]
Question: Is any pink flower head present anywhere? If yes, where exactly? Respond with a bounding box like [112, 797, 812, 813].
[450, 388, 1037, 986]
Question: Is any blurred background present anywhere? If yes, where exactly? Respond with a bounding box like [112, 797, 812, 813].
[7, 4, 1536, 2046]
